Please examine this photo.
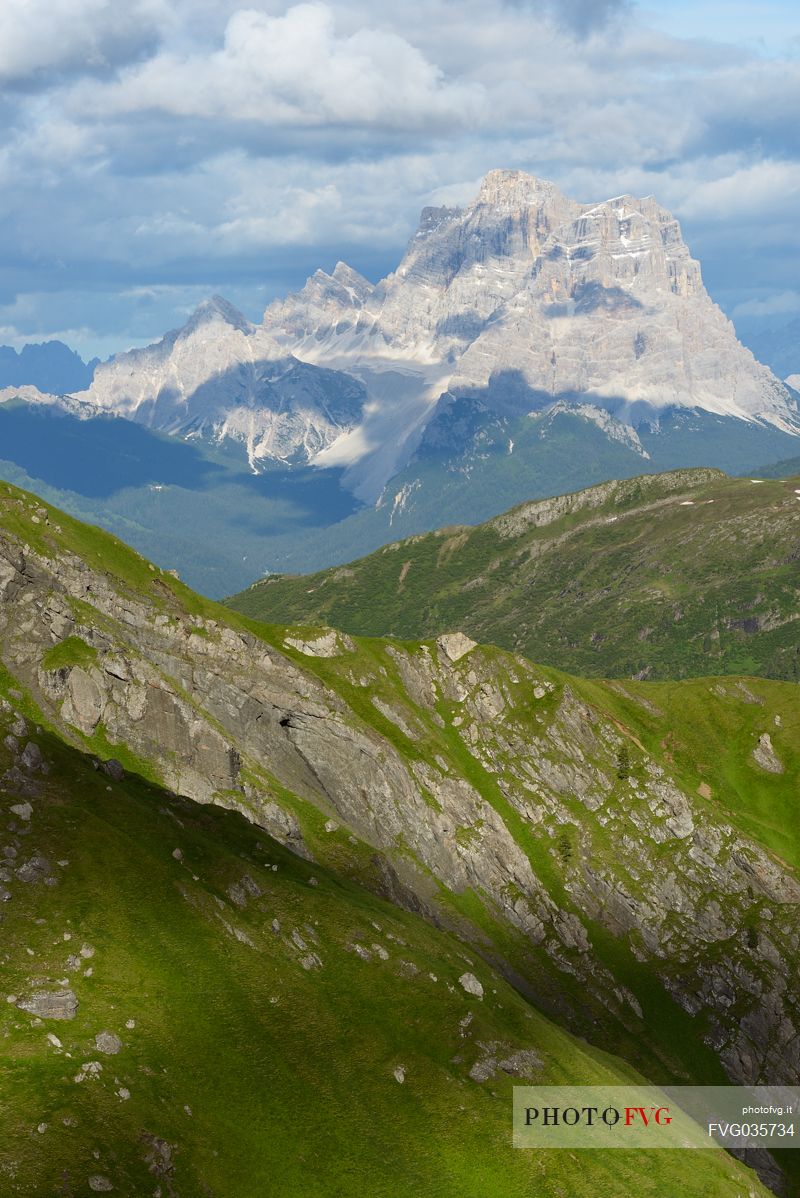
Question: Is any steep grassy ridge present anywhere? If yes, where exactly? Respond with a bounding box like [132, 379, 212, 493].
[227, 468, 800, 681]
[0, 683, 772, 1196]
[1, 480, 799, 1194]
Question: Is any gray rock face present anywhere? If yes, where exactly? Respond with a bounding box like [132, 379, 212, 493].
[101, 758, 125, 782]
[437, 633, 477, 663]
[752, 732, 784, 774]
[17, 990, 78, 1020]
[63, 667, 105, 733]
[76, 297, 366, 470]
[283, 630, 353, 657]
[16, 855, 52, 884]
[469, 1044, 541, 1083]
[20, 742, 43, 771]
[458, 972, 484, 999]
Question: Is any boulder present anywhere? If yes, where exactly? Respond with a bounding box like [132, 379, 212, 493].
[458, 972, 484, 999]
[95, 1031, 122, 1055]
[437, 633, 477, 663]
[17, 989, 78, 1020]
[752, 733, 783, 774]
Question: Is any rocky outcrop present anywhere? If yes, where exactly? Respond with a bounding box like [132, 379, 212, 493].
[436, 632, 477, 662]
[489, 468, 723, 538]
[284, 630, 354, 657]
[95, 1031, 122, 1055]
[752, 732, 784, 774]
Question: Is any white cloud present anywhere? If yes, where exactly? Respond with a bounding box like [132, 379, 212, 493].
[733, 290, 800, 318]
[0, 0, 173, 81]
[68, 4, 484, 129]
[677, 158, 800, 221]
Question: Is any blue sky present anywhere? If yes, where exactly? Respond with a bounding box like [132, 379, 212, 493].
[0, 0, 798, 359]
[647, 1, 800, 54]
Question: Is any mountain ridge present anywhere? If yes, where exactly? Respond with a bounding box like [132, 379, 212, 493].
[74, 301, 367, 467]
[0, 651, 776, 1197]
[1, 171, 799, 597]
[0, 339, 99, 395]
[227, 465, 800, 682]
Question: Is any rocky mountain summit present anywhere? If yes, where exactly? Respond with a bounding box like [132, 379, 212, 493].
[0, 340, 98, 395]
[77, 296, 366, 467]
[262, 168, 799, 499]
[76, 170, 798, 503]
[2, 170, 796, 593]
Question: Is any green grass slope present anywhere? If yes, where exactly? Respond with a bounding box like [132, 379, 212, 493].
[0, 688, 770, 1197]
[227, 468, 800, 682]
[0, 401, 361, 596]
[1, 478, 798, 1195]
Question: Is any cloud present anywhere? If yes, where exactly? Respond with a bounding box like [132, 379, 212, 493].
[677, 157, 800, 221]
[1, 0, 800, 354]
[504, 0, 631, 37]
[68, 4, 484, 129]
[0, 0, 173, 83]
[546, 0, 632, 36]
[733, 290, 800, 318]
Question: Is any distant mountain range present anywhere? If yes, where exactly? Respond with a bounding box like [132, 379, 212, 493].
[79, 170, 799, 494]
[0, 339, 98, 394]
[72, 295, 366, 466]
[1, 169, 799, 593]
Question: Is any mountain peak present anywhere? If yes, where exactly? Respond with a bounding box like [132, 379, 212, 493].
[331, 261, 371, 290]
[184, 295, 253, 336]
[474, 168, 568, 210]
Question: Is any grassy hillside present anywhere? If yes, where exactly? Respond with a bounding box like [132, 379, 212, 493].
[4, 396, 800, 598]
[227, 468, 800, 681]
[1, 478, 798, 1194]
[0, 683, 771, 1197]
[756, 454, 800, 479]
[569, 671, 800, 872]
